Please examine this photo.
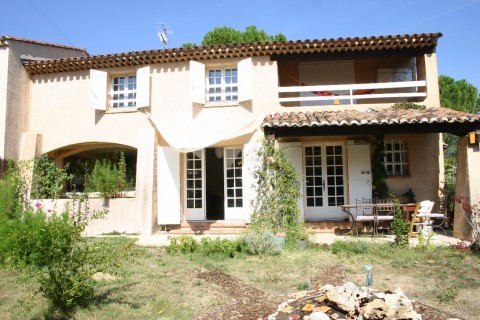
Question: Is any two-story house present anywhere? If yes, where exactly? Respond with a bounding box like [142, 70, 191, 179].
[2, 32, 480, 240]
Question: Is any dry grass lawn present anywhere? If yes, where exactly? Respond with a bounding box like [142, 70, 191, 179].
[0, 237, 479, 319]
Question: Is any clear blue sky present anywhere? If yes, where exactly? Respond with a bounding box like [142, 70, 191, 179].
[2, 0, 480, 92]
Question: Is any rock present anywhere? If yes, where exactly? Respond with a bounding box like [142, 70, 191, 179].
[383, 288, 421, 320]
[309, 312, 330, 320]
[324, 282, 368, 313]
[362, 299, 389, 320]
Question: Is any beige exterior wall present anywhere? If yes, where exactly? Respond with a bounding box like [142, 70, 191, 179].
[386, 133, 442, 206]
[29, 70, 151, 153]
[0, 39, 87, 160]
[454, 137, 480, 240]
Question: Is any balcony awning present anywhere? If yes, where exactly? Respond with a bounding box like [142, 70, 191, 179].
[262, 107, 480, 137]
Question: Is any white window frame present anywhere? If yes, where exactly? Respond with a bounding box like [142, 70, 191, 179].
[207, 68, 238, 103]
[224, 147, 244, 210]
[110, 75, 137, 108]
[184, 150, 205, 221]
[383, 139, 409, 176]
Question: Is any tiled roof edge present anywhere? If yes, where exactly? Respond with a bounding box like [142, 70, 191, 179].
[22, 32, 442, 75]
[0, 36, 88, 53]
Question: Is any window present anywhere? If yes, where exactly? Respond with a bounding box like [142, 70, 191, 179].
[383, 139, 409, 176]
[377, 67, 414, 82]
[207, 68, 238, 102]
[90, 67, 149, 111]
[225, 148, 243, 208]
[111, 76, 136, 108]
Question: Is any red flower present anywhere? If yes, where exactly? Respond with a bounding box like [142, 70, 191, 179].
[35, 202, 41, 208]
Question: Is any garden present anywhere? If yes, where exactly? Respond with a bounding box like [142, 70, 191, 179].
[0, 141, 479, 319]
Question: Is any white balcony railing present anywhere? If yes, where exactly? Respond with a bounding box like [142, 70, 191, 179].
[278, 80, 427, 105]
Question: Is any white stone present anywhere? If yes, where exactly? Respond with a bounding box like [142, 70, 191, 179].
[309, 312, 330, 320]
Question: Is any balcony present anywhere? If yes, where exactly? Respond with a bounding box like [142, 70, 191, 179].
[278, 80, 427, 106]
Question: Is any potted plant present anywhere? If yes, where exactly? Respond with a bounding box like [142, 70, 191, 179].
[296, 230, 309, 250]
[275, 231, 287, 248]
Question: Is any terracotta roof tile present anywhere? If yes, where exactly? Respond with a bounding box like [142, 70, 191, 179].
[22, 32, 442, 74]
[262, 107, 480, 128]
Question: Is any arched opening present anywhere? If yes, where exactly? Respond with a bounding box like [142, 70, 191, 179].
[57, 145, 137, 193]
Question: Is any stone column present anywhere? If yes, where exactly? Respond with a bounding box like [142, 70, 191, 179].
[134, 127, 155, 236]
[453, 135, 480, 240]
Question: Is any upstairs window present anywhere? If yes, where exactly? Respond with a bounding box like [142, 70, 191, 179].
[377, 67, 415, 82]
[89, 66, 149, 111]
[383, 139, 409, 176]
[207, 68, 238, 102]
[111, 75, 136, 108]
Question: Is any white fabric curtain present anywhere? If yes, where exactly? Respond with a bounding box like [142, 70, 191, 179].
[143, 107, 259, 153]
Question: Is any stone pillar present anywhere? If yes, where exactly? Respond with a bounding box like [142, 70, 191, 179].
[453, 135, 480, 240]
[134, 127, 155, 236]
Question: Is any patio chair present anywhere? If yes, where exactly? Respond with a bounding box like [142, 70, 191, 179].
[408, 200, 435, 239]
[374, 199, 396, 234]
[352, 198, 376, 235]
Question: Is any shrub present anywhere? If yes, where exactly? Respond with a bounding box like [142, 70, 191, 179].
[86, 152, 129, 198]
[0, 163, 22, 221]
[0, 189, 127, 316]
[241, 228, 282, 256]
[391, 201, 410, 247]
[31, 155, 72, 199]
[166, 236, 245, 258]
[330, 240, 372, 255]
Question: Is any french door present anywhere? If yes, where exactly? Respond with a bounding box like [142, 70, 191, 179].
[184, 147, 244, 221]
[303, 144, 346, 221]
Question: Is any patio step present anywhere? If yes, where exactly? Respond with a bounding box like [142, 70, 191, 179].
[168, 221, 247, 235]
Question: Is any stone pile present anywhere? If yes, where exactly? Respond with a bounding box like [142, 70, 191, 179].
[268, 282, 422, 320]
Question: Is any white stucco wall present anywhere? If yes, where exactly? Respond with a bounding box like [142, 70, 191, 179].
[0, 46, 8, 159]
[32, 197, 141, 236]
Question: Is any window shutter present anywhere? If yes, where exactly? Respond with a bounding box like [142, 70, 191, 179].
[157, 146, 181, 225]
[89, 69, 107, 110]
[238, 57, 253, 102]
[136, 66, 150, 108]
[281, 142, 304, 218]
[190, 60, 205, 104]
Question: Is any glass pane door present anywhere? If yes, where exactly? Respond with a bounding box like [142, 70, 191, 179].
[304, 144, 345, 221]
[185, 150, 204, 220]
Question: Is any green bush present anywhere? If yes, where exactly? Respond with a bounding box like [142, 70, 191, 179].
[0, 189, 128, 315]
[331, 240, 372, 255]
[166, 236, 199, 254]
[198, 237, 243, 258]
[391, 201, 410, 247]
[241, 228, 282, 256]
[86, 152, 129, 198]
[0, 164, 22, 221]
[31, 155, 72, 199]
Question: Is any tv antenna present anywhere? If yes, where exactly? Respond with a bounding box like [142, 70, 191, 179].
[156, 23, 173, 48]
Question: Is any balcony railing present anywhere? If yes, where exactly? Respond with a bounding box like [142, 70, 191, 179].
[278, 80, 427, 105]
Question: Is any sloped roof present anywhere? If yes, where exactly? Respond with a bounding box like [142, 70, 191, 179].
[262, 107, 480, 136]
[0, 36, 87, 53]
[22, 32, 442, 75]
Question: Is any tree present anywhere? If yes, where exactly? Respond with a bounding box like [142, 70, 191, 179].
[439, 76, 480, 156]
[439, 75, 479, 114]
[182, 25, 287, 47]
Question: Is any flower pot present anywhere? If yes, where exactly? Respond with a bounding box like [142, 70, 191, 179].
[275, 236, 286, 248]
[297, 240, 308, 250]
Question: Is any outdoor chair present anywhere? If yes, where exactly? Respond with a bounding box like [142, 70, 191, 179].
[374, 199, 395, 234]
[408, 200, 435, 239]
